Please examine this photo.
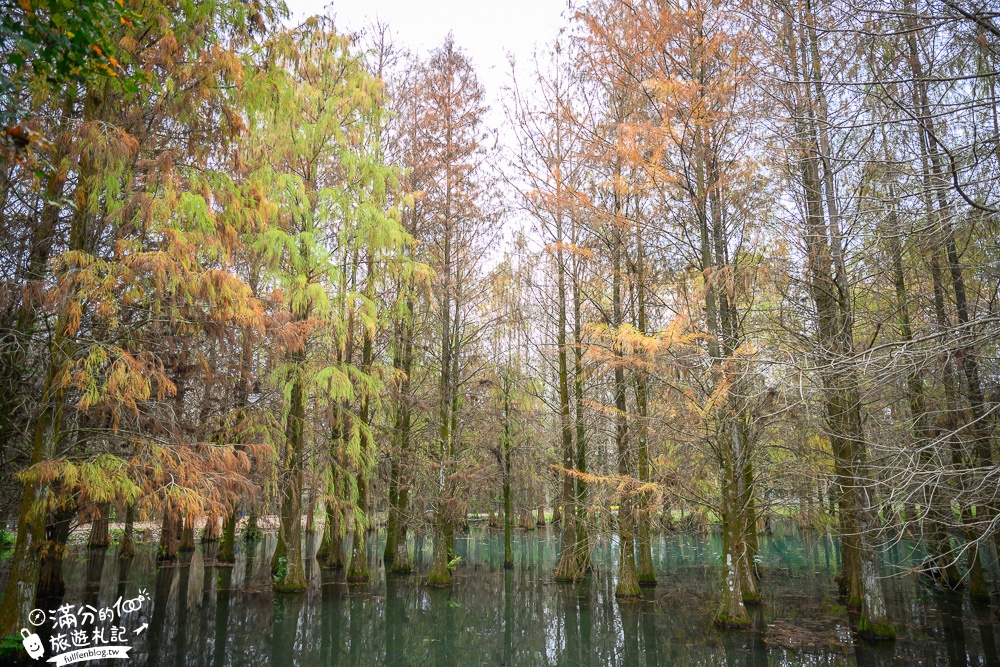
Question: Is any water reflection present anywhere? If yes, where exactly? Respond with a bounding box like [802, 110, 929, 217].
[51, 525, 1000, 666]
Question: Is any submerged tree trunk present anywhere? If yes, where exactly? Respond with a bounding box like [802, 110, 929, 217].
[346, 470, 370, 582]
[503, 435, 514, 569]
[243, 504, 261, 542]
[428, 508, 451, 586]
[178, 515, 196, 553]
[716, 463, 750, 628]
[390, 490, 412, 573]
[391, 337, 414, 573]
[384, 469, 399, 564]
[321, 402, 346, 571]
[218, 509, 237, 564]
[202, 512, 222, 543]
[119, 503, 136, 560]
[37, 503, 76, 605]
[89, 503, 111, 549]
[157, 508, 179, 562]
[325, 501, 344, 570]
[388, 306, 415, 574]
[273, 360, 307, 592]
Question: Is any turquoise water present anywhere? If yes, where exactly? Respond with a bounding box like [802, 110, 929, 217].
[36, 525, 1000, 665]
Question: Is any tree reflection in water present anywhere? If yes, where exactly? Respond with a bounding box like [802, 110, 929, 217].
[48, 525, 1000, 666]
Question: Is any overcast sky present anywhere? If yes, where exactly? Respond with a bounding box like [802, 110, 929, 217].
[284, 0, 572, 108]
[282, 1, 574, 244]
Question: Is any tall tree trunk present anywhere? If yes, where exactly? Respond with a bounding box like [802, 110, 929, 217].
[429, 164, 455, 587]
[503, 418, 514, 570]
[904, 2, 990, 600]
[633, 222, 655, 588]
[572, 247, 591, 574]
[555, 189, 581, 581]
[391, 313, 415, 573]
[787, 1, 894, 636]
[612, 190, 639, 599]
[273, 357, 307, 591]
[348, 290, 376, 583]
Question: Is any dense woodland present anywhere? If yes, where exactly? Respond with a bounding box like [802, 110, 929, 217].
[1, 0, 999, 646]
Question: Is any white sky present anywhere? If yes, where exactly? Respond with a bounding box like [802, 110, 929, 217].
[285, 0, 573, 107]
[283, 1, 574, 247]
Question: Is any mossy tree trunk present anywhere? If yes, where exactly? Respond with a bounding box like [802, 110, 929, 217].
[428, 505, 451, 586]
[429, 197, 457, 588]
[346, 469, 370, 582]
[390, 495, 412, 574]
[325, 499, 344, 570]
[384, 473, 399, 563]
[221, 325, 254, 565]
[218, 509, 237, 564]
[388, 379, 414, 571]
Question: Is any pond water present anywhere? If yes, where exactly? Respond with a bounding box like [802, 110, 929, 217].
[31, 525, 1000, 666]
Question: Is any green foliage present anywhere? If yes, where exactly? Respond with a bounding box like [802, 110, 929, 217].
[0, 0, 132, 130]
[0, 632, 31, 665]
[272, 556, 288, 582]
[856, 616, 896, 641]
